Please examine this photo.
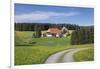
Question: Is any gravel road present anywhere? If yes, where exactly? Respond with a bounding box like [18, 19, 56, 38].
[45, 48, 88, 63]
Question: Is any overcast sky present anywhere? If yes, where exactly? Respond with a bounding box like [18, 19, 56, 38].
[15, 4, 94, 26]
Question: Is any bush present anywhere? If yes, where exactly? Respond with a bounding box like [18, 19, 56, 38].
[36, 30, 41, 38]
[71, 26, 94, 45]
[32, 30, 41, 38]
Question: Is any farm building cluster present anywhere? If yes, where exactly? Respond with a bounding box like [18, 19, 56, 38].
[41, 27, 70, 38]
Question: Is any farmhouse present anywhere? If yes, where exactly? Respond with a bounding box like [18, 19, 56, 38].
[42, 27, 69, 37]
[46, 28, 61, 37]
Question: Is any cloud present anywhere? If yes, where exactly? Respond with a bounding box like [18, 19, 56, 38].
[15, 11, 79, 23]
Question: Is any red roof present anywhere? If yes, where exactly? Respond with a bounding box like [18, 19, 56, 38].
[47, 28, 61, 34]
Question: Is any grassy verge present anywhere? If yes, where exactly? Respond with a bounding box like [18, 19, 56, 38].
[74, 47, 94, 62]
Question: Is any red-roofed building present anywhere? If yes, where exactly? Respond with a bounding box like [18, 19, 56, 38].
[41, 27, 69, 37]
[46, 28, 61, 37]
[47, 28, 61, 34]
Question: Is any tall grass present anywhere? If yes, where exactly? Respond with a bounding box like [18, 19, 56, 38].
[74, 47, 94, 61]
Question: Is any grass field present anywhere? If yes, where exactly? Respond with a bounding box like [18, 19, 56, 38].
[15, 31, 71, 46]
[15, 31, 94, 65]
[74, 47, 94, 62]
[15, 31, 33, 46]
[15, 44, 93, 65]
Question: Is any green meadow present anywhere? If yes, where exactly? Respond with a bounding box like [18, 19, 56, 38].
[15, 31, 94, 65]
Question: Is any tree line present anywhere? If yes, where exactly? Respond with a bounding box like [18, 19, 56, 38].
[15, 23, 80, 31]
[71, 26, 94, 45]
